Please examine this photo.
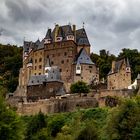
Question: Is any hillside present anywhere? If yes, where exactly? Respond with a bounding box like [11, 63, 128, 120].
[0, 44, 22, 93]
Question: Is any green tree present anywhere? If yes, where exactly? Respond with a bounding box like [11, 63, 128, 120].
[132, 122, 140, 140]
[70, 81, 89, 96]
[104, 97, 140, 140]
[48, 114, 66, 137]
[76, 121, 99, 140]
[0, 44, 22, 92]
[0, 95, 24, 140]
[25, 111, 47, 140]
[90, 50, 116, 80]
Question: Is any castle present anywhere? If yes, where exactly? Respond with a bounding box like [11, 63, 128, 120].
[107, 58, 131, 90]
[14, 23, 134, 103]
[8, 24, 140, 115]
[18, 24, 99, 101]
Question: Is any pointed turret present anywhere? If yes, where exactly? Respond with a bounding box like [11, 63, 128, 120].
[56, 27, 63, 42]
[137, 74, 140, 80]
[126, 57, 130, 67]
[66, 25, 74, 41]
[27, 58, 33, 68]
[44, 29, 52, 44]
[126, 58, 131, 73]
[45, 58, 51, 77]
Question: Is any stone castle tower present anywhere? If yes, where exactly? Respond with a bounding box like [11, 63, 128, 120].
[18, 24, 99, 98]
[107, 58, 131, 90]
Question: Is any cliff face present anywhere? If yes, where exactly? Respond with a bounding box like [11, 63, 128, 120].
[17, 97, 98, 115]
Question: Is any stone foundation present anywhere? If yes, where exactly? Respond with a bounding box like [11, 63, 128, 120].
[17, 97, 98, 115]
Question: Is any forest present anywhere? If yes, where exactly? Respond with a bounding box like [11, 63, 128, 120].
[1, 93, 140, 140]
[0, 44, 140, 139]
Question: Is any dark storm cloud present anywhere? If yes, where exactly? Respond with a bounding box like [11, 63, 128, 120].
[6, 0, 44, 23]
[0, 0, 140, 55]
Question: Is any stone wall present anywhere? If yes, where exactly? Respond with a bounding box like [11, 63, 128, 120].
[27, 81, 64, 101]
[98, 89, 133, 107]
[73, 64, 99, 84]
[17, 97, 98, 115]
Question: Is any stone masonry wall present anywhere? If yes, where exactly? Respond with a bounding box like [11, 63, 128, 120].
[17, 97, 98, 115]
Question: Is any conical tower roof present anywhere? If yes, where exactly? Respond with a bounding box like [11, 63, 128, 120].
[45, 29, 52, 39]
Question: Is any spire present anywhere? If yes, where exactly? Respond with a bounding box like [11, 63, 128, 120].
[137, 74, 140, 80]
[126, 58, 130, 67]
[36, 38, 40, 44]
[67, 25, 73, 35]
[45, 28, 52, 39]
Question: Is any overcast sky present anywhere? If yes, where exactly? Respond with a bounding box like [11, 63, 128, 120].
[0, 0, 140, 55]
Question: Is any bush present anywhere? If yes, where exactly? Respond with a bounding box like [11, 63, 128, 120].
[76, 121, 99, 140]
[104, 97, 140, 140]
[70, 81, 90, 94]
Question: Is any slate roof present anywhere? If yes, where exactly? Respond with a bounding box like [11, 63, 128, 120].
[23, 38, 44, 53]
[108, 58, 130, 75]
[45, 28, 52, 39]
[75, 48, 94, 65]
[23, 24, 90, 53]
[45, 25, 90, 45]
[51, 25, 74, 41]
[76, 28, 90, 46]
[28, 66, 61, 86]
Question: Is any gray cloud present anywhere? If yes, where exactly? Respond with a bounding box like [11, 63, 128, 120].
[0, 0, 140, 55]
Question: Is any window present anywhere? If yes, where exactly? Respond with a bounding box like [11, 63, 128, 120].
[34, 66, 37, 70]
[60, 69, 62, 72]
[39, 65, 42, 69]
[39, 73, 41, 75]
[57, 37, 61, 41]
[64, 52, 67, 56]
[77, 66, 81, 70]
[61, 60, 64, 64]
[67, 59, 69, 62]
[51, 61, 54, 65]
[34, 73, 36, 75]
[89, 66, 92, 68]
[47, 55, 49, 58]
[35, 59, 37, 63]
[39, 58, 42, 62]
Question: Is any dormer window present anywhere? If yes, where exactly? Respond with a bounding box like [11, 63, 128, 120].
[126, 67, 131, 73]
[66, 35, 74, 41]
[44, 39, 51, 44]
[56, 37, 62, 42]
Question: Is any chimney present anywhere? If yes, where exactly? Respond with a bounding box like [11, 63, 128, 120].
[112, 61, 115, 73]
[72, 24, 76, 42]
[55, 24, 59, 42]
